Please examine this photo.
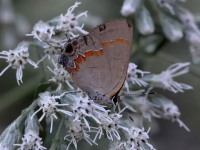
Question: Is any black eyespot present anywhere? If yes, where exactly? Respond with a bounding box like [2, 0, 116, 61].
[64, 43, 73, 53]
[99, 24, 106, 31]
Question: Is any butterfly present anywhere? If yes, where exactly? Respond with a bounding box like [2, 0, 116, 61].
[59, 19, 133, 104]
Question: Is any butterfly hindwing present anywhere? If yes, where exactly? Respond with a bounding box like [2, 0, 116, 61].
[64, 19, 133, 100]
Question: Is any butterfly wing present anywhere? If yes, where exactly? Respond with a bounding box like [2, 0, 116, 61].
[67, 19, 133, 100]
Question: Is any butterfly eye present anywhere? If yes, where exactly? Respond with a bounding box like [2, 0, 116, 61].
[64, 43, 73, 53]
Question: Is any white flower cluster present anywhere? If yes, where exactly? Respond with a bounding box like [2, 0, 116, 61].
[0, 42, 38, 84]
[66, 95, 132, 149]
[56, 1, 88, 38]
[121, 0, 200, 63]
[0, 1, 195, 150]
[31, 92, 73, 133]
[27, 91, 156, 150]
[125, 63, 149, 92]
[157, 97, 190, 131]
[145, 62, 193, 93]
[26, 21, 55, 42]
[26, 1, 88, 60]
[64, 120, 98, 150]
[47, 60, 74, 91]
[14, 130, 46, 150]
[124, 62, 191, 131]
[110, 127, 155, 150]
[125, 62, 192, 93]
[0, 2, 87, 87]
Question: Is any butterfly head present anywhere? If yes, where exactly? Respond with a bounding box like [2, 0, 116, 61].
[58, 39, 79, 67]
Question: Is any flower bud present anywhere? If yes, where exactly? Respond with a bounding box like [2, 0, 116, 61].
[160, 14, 183, 42]
[121, 0, 141, 16]
[136, 6, 155, 35]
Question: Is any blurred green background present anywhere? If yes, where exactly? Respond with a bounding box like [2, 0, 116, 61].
[0, 0, 200, 150]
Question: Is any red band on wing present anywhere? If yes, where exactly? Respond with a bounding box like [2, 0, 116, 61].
[84, 49, 104, 57]
[69, 39, 129, 73]
[69, 63, 80, 72]
[70, 49, 104, 73]
[102, 38, 129, 47]
[74, 55, 86, 63]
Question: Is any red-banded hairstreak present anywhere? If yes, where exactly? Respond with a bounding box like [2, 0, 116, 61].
[59, 19, 133, 104]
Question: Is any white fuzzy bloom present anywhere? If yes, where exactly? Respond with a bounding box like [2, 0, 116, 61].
[136, 6, 155, 35]
[56, 2, 88, 38]
[125, 63, 149, 92]
[160, 99, 190, 131]
[159, 14, 183, 42]
[47, 60, 74, 91]
[14, 130, 46, 150]
[189, 45, 200, 64]
[26, 21, 55, 42]
[64, 120, 98, 150]
[185, 29, 200, 46]
[157, 0, 176, 14]
[0, 143, 10, 150]
[32, 91, 73, 133]
[0, 42, 38, 85]
[125, 127, 155, 150]
[71, 95, 110, 130]
[131, 94, 161, 121]
[121, 0, 141, 16]
[148, 62, 193, 93]
[110, 127, 155, 150]
[185, 28, 200, 64]
[36, 45, 62, 65]
[157, 0, 185, 15]
[174, 6, 196, 27]
[94, 107, 129, 141]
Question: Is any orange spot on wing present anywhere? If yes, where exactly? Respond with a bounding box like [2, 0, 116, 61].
[74, 55, 86, 63]
[95, 49, 104, 56]
[69, 63, 80, 73]
[102, 38, 129, 47]
[84, 49, 104, 57]
[85, 51, 95, 57]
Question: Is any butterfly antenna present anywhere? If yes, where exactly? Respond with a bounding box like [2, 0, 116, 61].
[63, 90, 86, 95]
[45, 41, 63, 50]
